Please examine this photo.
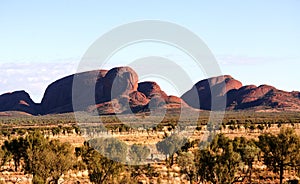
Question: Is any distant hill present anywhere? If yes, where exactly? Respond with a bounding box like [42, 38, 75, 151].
[1, 66, 299, 115]
[182, 75, 300, 111]
[0, 91, 41, 115]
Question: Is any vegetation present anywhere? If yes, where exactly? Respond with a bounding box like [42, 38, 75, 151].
[197, 134, 241, 184]
[156, 133, 187, 165]
[177, 152, 196, 184]
[129, 144, 150, 164]
[233, 137, 260, 183]
[1, 131, 75, 184]
[258, 128, 300, 184]
[76, 142, 124, 184]
[0, 111, 299, 183]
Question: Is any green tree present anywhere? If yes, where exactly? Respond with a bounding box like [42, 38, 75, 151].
[233, 137, 260, 183]
[24, 131, 49, 183]
[2, 137, 27, 171]
[156, 134, 187, 165]
[24, 131, 75, 184]
[88, 137, 127, 163]
[51, 127, 60, 136]
[46, 140, 75, 184]
[249, 124, 256, 132]
[0, 147, 10, 168]
[177, 152, 196, 184]
[129, 144, 150, 164]
[258, 128, 300, 184]
[77, 142, 124, 184]
[257, 124, 265, 132]
[197, 134, 241, 184]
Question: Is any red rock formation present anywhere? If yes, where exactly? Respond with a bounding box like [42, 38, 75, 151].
[2, 67, 300, 115]
[103, 67, 138, 100]
[181, 75, 242, 110]
[137, 81, 168, 99]
[41, 70, 108, 114]
[129, 91, 149, 107]
[0, 91, 40, 115]
[229, 85, 300, 110]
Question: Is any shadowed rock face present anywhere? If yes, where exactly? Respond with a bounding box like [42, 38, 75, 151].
[138, 81, 168, 99]
[129, 91, 149, 107]
[181, 75, 242, 110]
[137, 81, 189, 110]
[0, 91, 40, 115]
[41, 70, 108, 114]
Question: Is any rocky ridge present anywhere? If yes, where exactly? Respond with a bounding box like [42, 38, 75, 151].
[1, 67, 300, 115]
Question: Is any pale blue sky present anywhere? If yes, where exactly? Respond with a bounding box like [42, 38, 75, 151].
[0, 1, 299, 102]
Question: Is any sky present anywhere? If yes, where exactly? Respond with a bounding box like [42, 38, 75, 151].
[0, 1, 299, 102]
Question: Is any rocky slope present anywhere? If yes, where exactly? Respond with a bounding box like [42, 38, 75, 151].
[1, 67, 300, 115]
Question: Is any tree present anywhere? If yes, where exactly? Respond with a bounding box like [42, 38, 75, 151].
[177, 152, 196, 184]
[46, 140, 75, 184]
[249, 124, 256, 132]
[156, 134, 187, 165]
[129, 144, 150, 164]
[233, 137, 260, 183]
[0, 147, 10, 169]
[77, 142, 124, 184]
[24, 131, 74, 184]
[51, 127, 60, 136]
[258, 128, 300, 184]
[2, 136, 27, 171]
[197, 134, 241, 184]
[88, 137, 127, 163]
[1, 130, 75, 183]
[24, 131, 51, 183]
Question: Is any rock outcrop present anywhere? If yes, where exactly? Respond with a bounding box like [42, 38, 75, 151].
[227, 85, 300, 111]
[138, 81, 168, 99]
[1, 66, 300, 115]
[103, 67, 138, 101]
[41, 70, 108, 114]
[182, 75, 300, 111]
[0, 91, 40, 115]
[181, 75, 242, 110]
[39, 66, 187, 115]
